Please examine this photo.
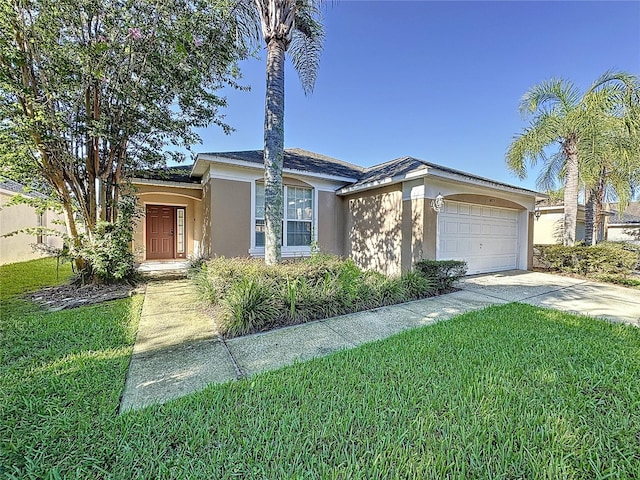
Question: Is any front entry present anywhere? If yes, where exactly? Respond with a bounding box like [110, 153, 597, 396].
[146, 205, 186, 260]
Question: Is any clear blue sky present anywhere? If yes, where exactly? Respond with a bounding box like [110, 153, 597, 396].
[194, 1, 640, 192]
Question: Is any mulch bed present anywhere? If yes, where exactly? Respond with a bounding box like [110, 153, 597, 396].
[30, 283, 145, 311]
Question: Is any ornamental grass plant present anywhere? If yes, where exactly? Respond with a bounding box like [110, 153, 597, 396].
[191, 255, 465, 337]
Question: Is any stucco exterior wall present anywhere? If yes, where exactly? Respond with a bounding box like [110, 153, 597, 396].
[607, 225, 640, 244]
[422, 199, 438, 261]
[345, 185, 403, 276]
[534, 210, 586, 245]
[0, 191, 64, 265]
[210, 178, 251, 257]
[401, 197, 425, 271]
[317, 190, 343, 256]
[133, 184, 202, 261]
[445, 194, 526, 211]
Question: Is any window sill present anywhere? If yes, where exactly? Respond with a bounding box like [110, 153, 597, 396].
[249, 247, 312, 258]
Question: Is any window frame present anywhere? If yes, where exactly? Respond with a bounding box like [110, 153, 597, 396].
[249, 180, 318, 257]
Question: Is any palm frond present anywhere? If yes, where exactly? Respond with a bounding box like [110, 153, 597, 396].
[288, 0, 324, 95]
[536, 150, 566, 192]
[505, 111, 562, 179]
[519, 78, 580, 118]
[230, 0, 262, 54]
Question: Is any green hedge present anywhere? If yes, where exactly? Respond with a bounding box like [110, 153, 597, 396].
[192, 255, 447, 337]
[534, 242, 639, 277]
[414, 259, 468, 293]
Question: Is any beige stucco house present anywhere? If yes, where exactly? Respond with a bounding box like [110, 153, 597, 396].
[605, 202, 640, 244]
[532, 200, 640, 245]
[533, 204, 592, 245]
[0, 180, 65, 265]
[132, 149, 543, 276]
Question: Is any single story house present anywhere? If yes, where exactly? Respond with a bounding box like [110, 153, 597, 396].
[532, 200, 609, 245]
[131, 149, 543, 276]
[605, 202, 640, 244]
[0, 179, 65, 265]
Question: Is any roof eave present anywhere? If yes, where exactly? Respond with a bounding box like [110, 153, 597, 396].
[195, 154, 359, 184]
[339, 166, 543, 200]
[131, 178, 202, 189]
[427, 167, 544, 199]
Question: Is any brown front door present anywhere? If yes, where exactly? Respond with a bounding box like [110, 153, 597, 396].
[146, 205, 175, 259]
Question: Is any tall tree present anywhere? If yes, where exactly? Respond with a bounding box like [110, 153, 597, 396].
[506, 71, 639, 246]
[0, 0, 248, 272]
[253, 0, 324, 264]
[581, 73, 640, 244]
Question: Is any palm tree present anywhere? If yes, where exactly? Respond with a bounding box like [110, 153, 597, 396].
[506, 78, 583, 245]
[580, 73, 640, 245]
[506, 71, 640, 246]
[253, 0, 324, 264]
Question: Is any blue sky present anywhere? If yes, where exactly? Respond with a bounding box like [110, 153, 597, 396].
[195, 1, 640, 192]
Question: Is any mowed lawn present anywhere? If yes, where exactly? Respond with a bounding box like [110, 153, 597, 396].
[1, 259, 639, 479]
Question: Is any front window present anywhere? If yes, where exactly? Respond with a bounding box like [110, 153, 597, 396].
[254, 183, 313, 248]
[286, 186, 312, 246]
[255, 183, 266, 247]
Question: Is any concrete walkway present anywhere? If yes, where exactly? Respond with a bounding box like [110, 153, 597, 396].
[120, 270, 640, 412]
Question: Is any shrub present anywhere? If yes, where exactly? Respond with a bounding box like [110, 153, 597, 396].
[414, 259, 468, 292]
[535, 243, 639, 277]
[79, 197, 139, 283]
[196, 255, 452, 338]
[220, 277, 280, 336]
[400, 270, 437, 300]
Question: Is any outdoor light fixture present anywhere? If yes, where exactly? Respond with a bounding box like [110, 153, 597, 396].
[431, 193, 444, 213]
[534, 208, 541, 221]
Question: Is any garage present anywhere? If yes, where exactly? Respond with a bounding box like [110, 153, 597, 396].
[437, 200, 519, 274]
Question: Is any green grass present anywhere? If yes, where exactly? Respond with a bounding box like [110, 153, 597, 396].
[2, 259, 640, 478]
[0, 257, 73, 300]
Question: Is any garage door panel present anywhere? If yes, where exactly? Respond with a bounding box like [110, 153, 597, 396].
[437, 200, 519, 274]
[458, 203, 470, 215]
[458, 222, 470, 234]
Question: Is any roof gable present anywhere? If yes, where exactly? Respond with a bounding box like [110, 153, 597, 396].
[342, 156, 540, 197]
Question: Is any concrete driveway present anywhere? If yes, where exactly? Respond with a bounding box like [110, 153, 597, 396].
[461, 270, 640, 327]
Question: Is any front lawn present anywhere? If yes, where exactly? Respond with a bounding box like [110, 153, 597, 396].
[2, 259, 639, 478]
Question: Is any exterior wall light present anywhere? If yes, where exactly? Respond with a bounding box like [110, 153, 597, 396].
[431, 193, 444, 213]
[534, 208, 541, 221]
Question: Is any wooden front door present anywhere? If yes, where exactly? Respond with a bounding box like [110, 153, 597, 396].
[146, 205, 175, 260]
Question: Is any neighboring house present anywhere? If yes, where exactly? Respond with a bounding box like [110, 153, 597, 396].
[533, 201, 593, 245]
[605, 202, 640, 244]
[131, 149, 543, 276]
[0, 179, 65, 265]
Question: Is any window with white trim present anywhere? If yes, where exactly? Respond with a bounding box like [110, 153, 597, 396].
[254, 183, 313, 248]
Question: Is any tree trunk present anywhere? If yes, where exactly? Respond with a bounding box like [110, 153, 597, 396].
[584, 187, 597, 246]
[263, 38, 286, 265]
[563, 137, 579, 246]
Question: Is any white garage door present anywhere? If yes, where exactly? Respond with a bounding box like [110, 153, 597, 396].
[437, 200, 519, 274]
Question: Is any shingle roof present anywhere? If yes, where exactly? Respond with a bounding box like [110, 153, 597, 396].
[0, 178, 26, 194]
[0, 179, 48, 198]
[133, 165, 200, 184]
[141, 149, 541, 198]
[199, 148, 363, 180]
[348, 156, 540, 195]
[608, 202, 640, 224]
[355, 157, 428, 185]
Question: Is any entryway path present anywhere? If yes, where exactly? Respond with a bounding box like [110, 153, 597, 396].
[120, 271, 640, 412]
